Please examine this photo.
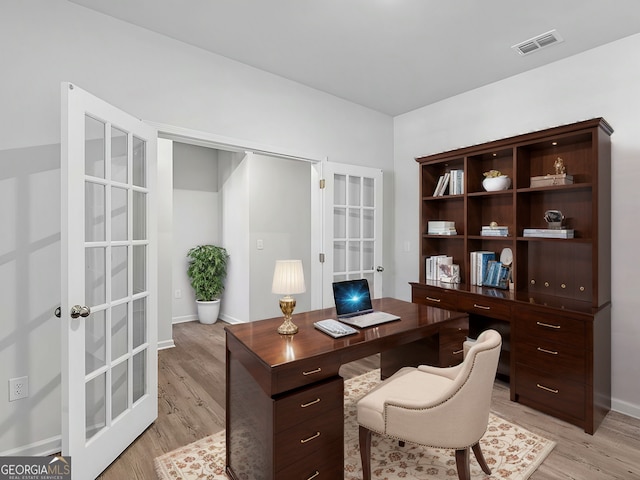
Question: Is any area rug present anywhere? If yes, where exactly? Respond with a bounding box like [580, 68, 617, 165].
[154, 369, 555, 479]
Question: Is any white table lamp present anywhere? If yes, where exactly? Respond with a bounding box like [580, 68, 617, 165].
[272, 259, 306, 335]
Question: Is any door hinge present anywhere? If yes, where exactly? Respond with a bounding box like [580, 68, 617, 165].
[319, 179, 325, 189]
[319, 253, 325, 263]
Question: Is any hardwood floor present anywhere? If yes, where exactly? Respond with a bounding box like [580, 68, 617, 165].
[99, 321, 640, 480]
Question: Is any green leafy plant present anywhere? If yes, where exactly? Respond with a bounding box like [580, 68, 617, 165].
[187, 245, 229, 301]
[483, 169, 504, 178]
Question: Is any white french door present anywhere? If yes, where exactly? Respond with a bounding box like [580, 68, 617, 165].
[321, 161, 384, 307]
[61, 83, 158, 479]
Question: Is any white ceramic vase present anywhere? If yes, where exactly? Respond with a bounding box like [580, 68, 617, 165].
[196, 299, 221, 324]
[482, 175, 511, 191]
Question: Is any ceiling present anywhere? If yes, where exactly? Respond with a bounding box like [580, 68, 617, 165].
[69, 0, 640, 116]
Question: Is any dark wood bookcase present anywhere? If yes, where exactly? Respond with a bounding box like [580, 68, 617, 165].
[410, 118, 612, 433]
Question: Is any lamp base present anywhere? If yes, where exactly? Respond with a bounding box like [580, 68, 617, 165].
[277, 296, 298, 335]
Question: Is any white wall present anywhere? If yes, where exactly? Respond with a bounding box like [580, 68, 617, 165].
[171, 142, 221, 323]
[249, 155, 312, 321]
[0, 0, 392, 455]
[393, 33, 640, 418]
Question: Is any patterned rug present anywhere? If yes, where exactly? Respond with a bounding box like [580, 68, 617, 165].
[154, 369, 555, 479]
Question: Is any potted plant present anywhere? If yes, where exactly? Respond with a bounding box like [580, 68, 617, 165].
[187, 244, 229, 324]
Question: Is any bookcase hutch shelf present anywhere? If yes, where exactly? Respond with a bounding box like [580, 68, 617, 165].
[411, 118, 612, 434]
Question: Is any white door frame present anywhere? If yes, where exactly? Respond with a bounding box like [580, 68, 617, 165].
[146, 121, 327, 313]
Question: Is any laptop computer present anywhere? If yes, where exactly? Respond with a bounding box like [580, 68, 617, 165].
[332, 279, 400, 328]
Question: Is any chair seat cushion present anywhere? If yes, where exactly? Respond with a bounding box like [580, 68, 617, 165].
[357, 367, 453, 433]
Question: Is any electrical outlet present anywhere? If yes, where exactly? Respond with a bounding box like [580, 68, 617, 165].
[9, 376, 29, 401]
[175, 289, 182, 299]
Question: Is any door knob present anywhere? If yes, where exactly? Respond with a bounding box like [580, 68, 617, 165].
[376, 266, 384, 272]
[70, 305, 91, 318]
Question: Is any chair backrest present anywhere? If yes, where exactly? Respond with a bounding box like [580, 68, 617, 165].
[418, 329, 502, 447]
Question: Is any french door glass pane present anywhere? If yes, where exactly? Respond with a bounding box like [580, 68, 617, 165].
[85, 247, 106, 307]
[111, 246, 128, 302]
[85, 373, 106, 440]
[348, 241, 361, 271]
[85, 115, 105, 179]
[348, 176, 361, 206]
[132, 351, 146, 403]
[333, 241, 346, 273]
[132, 297, 146, 349]
[85, 182, 105, 242]
[348, 208, 360, 237]
[133, 191, 146, 241]
[363, 241, 374, 271]
[363, 177, 374, 207]
[334, 174, 346, 205]
[111, 303, 128, 360]
[111, 186, 128, 241]
[132, 245, 146, 294]
[111, 126, 128, 184]
[363, 209, 374, 238]
[85, 309, 106, 375]
[334, 207, 346, 238]
[132, 136, 146, 187]
[111, 360, 128, 420]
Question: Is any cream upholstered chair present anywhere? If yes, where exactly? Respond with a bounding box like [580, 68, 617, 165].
[357, 329, 502, 480]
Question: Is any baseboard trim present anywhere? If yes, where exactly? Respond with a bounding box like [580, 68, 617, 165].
[612, 397, 640, 420]
[172, 314, 198, 324]
[218, 313, 244, 325]
[0, 435, 61, 457]
[158, 338, 175, 350]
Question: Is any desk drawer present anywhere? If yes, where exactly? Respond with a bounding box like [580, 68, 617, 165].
[516, 338, 584, 383]
[274, 357, 341, 393]
[456, 293, 512, 321]
[276, 438, 343, 479]
[275, 376, 343, 433]
[411, 284, 459, 310]
[274, 406, 343, 469]
[516, 311, 585, 346]
[515, 364, 584, 421]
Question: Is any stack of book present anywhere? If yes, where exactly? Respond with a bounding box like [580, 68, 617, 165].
[523, 228, 574, 239]
[425, 255, 460, 283]
[432, 170, 464, 196]
[427, 221, 457, 235]
[480, 225, 509, 237]
[470, 251, 495, 286]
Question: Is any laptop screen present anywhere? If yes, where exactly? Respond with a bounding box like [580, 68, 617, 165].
[332, 279, 373, 316]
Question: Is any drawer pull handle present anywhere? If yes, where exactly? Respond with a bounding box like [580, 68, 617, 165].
[536, 383, 559, 394]
[302, 368, 322, 376]
[425, 296, 441, 303]
[301, 398, 321, 408]
[453, 349, 464, 355]
[473, 304, 490, 310]
[536, 321, 561, 329]
[301, 432, 321, 443]
[307, 471, 320, 480]
[537, 347, 558, 355]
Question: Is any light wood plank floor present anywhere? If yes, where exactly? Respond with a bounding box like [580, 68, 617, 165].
[98, 321, 640, 479]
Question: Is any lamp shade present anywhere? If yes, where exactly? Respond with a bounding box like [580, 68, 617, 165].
[272, 260, 306, 295]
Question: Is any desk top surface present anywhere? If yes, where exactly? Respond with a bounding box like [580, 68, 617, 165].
[225, 297, 466, 369]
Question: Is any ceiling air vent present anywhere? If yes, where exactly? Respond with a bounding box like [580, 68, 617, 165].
[512, 30, 563, 56]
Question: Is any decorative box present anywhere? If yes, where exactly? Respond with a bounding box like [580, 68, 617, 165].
[530, 173, 574, 187]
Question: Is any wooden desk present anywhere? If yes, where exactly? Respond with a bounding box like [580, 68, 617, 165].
[224, 297, 468, 480]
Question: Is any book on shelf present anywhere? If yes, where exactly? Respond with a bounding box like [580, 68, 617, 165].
[432, 172, 450, 196]
[480, 225, 509, 237]
[448, 169, 464, 195]
[425, 255, 452, 281]
[470, 250, 495, 286]
[482, 260, 510, 289]
[427, 220, 457, 235]
[523, 228, 574, 239]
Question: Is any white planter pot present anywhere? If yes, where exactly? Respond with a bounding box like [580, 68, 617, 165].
[482, 175, 511, 191]
[196, 299, 221, 324]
